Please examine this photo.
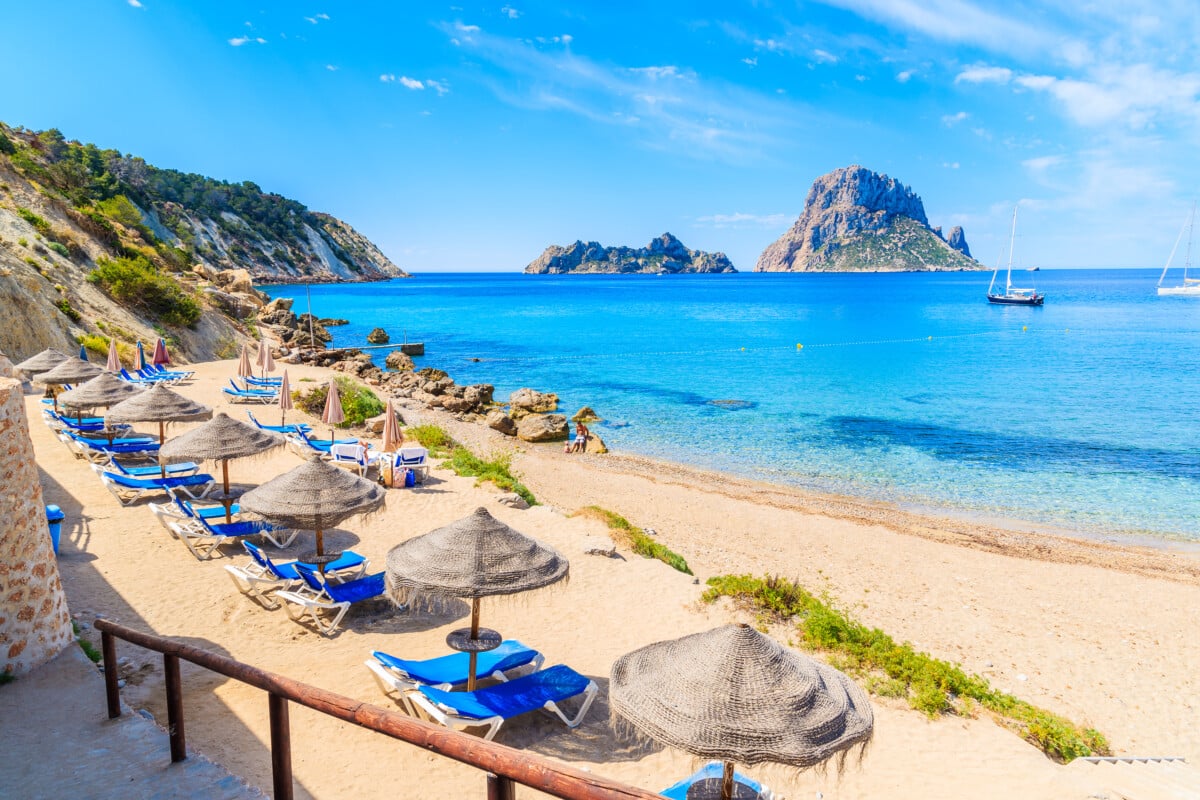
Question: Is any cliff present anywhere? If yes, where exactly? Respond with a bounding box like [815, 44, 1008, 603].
[755, 166, 981, 272]
[0, 122, 401, 363]
[526, 232, 736, 274]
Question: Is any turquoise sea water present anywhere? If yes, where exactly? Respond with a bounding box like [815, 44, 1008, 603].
[264, 270, 1200, 541]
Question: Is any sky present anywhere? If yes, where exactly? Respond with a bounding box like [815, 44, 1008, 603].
[1, 1, 1198, 271]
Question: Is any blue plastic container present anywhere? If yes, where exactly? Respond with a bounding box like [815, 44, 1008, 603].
[45, 504, 64, 555]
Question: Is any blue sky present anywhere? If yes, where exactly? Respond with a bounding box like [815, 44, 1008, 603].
[1, 1, 1198, 271]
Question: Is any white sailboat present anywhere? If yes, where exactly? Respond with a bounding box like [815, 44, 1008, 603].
[1157, 203, 1200, 297]
[987, 206, 1044, 306]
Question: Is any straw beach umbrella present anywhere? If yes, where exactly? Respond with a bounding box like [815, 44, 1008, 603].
[239, 456, 385, 558]
[610, 624, 874, 800]
[105, 338, 121, 373]
[257, 341, 276, 379]
[35, 358, 104, 412]
[58, 372, 145, 439]
[322, 378, 345, 442]
[385, 506, 569, 689]
[14, 348, 68, 376]
[160, 412, 285, 521]
[108, 384, 212, 475]
[278, 369, 294, 427]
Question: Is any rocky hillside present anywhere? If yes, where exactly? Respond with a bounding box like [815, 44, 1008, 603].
[0, 122, 401, 363]
[526, 232, 736, 274]
[755, 166, 981, 272]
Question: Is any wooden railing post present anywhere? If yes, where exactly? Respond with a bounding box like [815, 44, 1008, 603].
[269, 692, 294, 800]
[101, 630, 120, 719]
[164, 654, 187, 762]
[488, 773, 517, 800]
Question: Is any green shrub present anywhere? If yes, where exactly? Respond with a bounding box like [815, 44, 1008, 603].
[47, 241, 70, 258]
[16, 207, 50, 234]
[96, 194, 144, 228]
[294, 375, 383, 427]
[407, 423, 455, 456]
[444, 447, 538, 506]
[574, 506, 691, 573]
[54, 298, 81, 322]
[0, 130, 14, 155]
[17, 237, 28, 248]
[88, 255, 201, 326]
[701, 574, 1109, 762]
[72, 622, 102, 664]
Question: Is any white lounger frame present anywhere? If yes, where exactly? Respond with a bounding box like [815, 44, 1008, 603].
[403, 678, 598, 741]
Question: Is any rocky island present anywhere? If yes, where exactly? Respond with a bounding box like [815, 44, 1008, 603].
[756, 166, 981, 272]
[525, 232, 736, 274]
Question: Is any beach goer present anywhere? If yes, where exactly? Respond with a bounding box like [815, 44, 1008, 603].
[571, 421, 590, 453]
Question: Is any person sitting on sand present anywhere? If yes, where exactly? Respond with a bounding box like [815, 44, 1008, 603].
[571, 421, 590, 453]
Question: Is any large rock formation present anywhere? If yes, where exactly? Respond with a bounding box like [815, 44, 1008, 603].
[755, 166, 981, 272]
[526, 233, 736, 275]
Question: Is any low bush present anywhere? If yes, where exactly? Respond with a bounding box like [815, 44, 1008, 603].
[88, 255, 201, 326]
[73, 622, 102, 664]
[16, 207, 50, 234]
[54, 298, 81, 322]
[47, 241, 70, 258]
[573, 506, 691, 573]
[293, 375, 384, 427]
[702, 574, 1109, 762]
[407, 423, 455, 456]
[444, 447, 538, 506]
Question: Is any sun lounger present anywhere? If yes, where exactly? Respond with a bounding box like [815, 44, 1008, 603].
[660, 763, 775, 800]
[275, 564, 387, 635]
[242, 375, 283, 387]
[246, 411, 311, 435]
[392, 446, 430, 483]
[119, 368, 170, 386]
[287, 429, 358, 457]
[366, 640, 544, 706]
[92, 464, 215, 506]
[330, 442, 383, 477]
[225, 541, 368, 605]
[145, 363, 194, 380]
[168, 498, 297, 556]
[148, 499, 241, 537]
[407, 665, 598, 741]
[42, 409, 117, 433]
[223, 380, 279, 403]
[60, 432, 159, 463]
[108, 459, 200, 479]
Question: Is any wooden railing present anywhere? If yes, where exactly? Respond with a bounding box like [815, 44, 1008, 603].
[96, 619, 662, 800]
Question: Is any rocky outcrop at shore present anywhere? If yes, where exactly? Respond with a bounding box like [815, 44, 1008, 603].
[755, 166, 981, 272]
[526, 233, 736, 275]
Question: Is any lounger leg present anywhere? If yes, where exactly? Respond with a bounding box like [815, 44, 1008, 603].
[545, 681, 598, 729]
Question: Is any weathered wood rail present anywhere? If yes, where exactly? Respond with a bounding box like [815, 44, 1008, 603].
[96, 619, 661, 800]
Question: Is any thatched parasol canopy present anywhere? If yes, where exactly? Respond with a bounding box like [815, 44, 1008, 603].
[58, 372, 143, 410]
[159, 412, 283, 463]
[610, 624, 873, 785]
[107, 383, 212, 426]
[14, 348, 69, 375]
[34, 358, 104, 386]
[239, 456, 385, 554]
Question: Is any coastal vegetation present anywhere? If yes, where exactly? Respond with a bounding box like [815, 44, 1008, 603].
[407, 423, 537, 505]
[72, 622, 102, 664]
[573, 506, 691, 574]
[702, 574, 1109, 762]
[294, 375, 384, 427]
[88, 255, 202, 326]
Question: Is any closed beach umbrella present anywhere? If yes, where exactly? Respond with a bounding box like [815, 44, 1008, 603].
[381, 398, 403, 452]
[160, 412, 285, 521]
[136, 340, 148, 372]
[239, 456, 385, 557]
[152, 338, 171, 367]
[322, 378, 345, 442]
[108, 384, 212, 475]
[385, 506, 569, 689]
[105, 338, 121, 373]
[79, 343, 88, 361]
[237, 343, 254, 379]
[257, 341, 276, 378]
[610, 624, 874, 800]
[14, 348, 68, 376]
[278, 369, 294, 427]
[35, 358, 105, 412]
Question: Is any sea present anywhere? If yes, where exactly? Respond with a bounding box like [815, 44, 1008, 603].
[263, 269, 1200, 543]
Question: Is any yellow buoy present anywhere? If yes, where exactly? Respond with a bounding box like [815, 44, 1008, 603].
[927, 335, 933, 341]
[1023, 326, 1027, 331]
[740, 347, 745, 352]
[796, 343, 803, 350]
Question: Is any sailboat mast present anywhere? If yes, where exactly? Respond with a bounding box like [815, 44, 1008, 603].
[1159, 207, 1191, 287]
[1186, 201, 1196, 283]
[1006, 206, 1018, 291]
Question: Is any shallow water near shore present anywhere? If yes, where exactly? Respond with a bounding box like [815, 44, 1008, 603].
[264, 269, 1200, 541]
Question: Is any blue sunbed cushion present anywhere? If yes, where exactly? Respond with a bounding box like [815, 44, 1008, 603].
[325, 572, 385, 603]
[373, 640, 538, 687]
[660, 763, 766, 800]
[418, 665, 590, 720]
[106, 472, 214, 489]
[204, 520, 271, 538]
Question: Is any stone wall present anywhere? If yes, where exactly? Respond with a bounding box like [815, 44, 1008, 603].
[0, 377, 72, 676]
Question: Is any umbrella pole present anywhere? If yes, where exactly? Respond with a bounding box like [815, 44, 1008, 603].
[222, 460, 232, 523]
[159, 422, 167, 478]
[315, 527, 324, 557]
[721, 762, 734, 800]
[467, 598, 481, 691]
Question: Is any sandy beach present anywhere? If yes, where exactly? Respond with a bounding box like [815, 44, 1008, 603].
[32, 358, 1200, 799]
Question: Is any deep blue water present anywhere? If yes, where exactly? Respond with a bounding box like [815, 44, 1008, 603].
[264, 270, 1200, 540]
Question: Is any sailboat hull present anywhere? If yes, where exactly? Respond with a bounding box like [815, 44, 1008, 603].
[1157, 285, 1200, 296]
[987, 293, 1044, 306]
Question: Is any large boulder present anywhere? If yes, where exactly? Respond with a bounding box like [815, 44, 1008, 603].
[215, 268, 265, 306]
[509, 387, 558, 419]
[581, 432, 608, 454]
[385, 350, 415, 372]
[463, 384, 494, 408]
[259, 298, 297, 328]
[516, 413, 568, 442]
[367, 327, 390, 344]
[572, 406, 600, 422]
[416, 367, 449, 382]
[487, 410, 517, 436]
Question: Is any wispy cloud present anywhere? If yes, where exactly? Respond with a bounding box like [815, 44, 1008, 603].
[812, 49, 838, 64]
[127, 0, 143, 8]
[695, 212, 794, 228]
[399, 76, 424, 89]
[742, 57, 758, 67]
[955, 65, 1012, 84]
[305, 12, 330, 24]
[815, 0, 1056, 55]
[896, 70, 913, 83]
[501, 5, 519, 19]
[381, 74, 450, 95]
[325, 64, 338, 71]
[941, 110, 969, 126]
[228, 36, 267, 46]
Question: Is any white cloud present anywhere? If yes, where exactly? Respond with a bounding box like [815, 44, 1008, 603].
[742, 57, 758, 67]
[942, 161, 960, 169]
[426, 79, 450, 96]
[305, 12, 330, 24]
[955, 65, 1013, 84]
[896, 70, 913, 83]
[1022, 155, 1062, 172]
[855, 74, 868, 82]
[501, 5, 519, 19]
[695, 212, 794, 228]
[815, 0, 1056, 55]
[456, 22, 481, 33]
[534, 34, 573, 45]
[629, 66, 684, 80]
[326, 64, 338, 71]
[228, 36, 266, 46]
[399, 76, 424, 89]
[941, 110, 969, 126]
[381, 75, 449, 95]
[128, 0, 143, 7]
[812, 49, 838, 64]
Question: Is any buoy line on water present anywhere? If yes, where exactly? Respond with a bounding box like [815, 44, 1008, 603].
[462, 327, 1077, 365]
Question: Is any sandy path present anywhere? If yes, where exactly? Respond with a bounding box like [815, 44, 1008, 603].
[31, 359, 1200, 799]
